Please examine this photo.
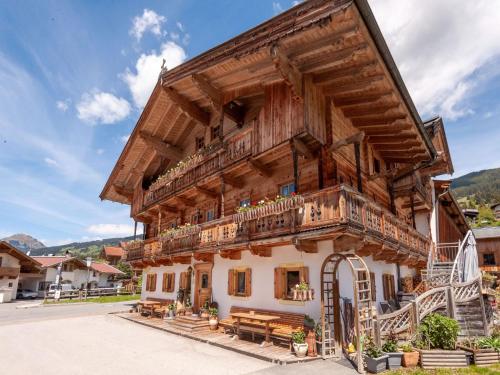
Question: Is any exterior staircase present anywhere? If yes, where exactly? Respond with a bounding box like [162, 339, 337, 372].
[165, 315, 210, 332]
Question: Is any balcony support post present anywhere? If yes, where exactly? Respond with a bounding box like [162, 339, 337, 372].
[410, 194, 416, 229]
[134, 221, 137, 240]
[354, 141, 362, 193]
[220, 176, 225, 218]
[292, 144, 299, 193]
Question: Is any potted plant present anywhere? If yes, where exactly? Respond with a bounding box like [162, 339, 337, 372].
[382, 330, 403, 369]
[415, 313, 467, 368]
[459, 334, 500, 366]
[400, 343, 419, 368]
[208, 307, 218, 331]
[185, 299, 193, 316]
[482, 272, 497, 289]
[292, 329, 308, 358]
[200, 301, 210, 319]
[167, 303, 176, 319]
[364, 336, 388, 373]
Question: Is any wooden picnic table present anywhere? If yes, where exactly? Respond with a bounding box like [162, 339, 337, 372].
[137, 300, 162, 316]
[230, 312, 280, 347]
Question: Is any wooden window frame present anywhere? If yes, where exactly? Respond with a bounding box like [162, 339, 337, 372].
[206, 209, 215, 222]
[211, 125, 221, 141]
[228, 268, 252, 297]
[195, 136, 205, 151]
[162, 272, 175, 293]
[274, 266, 309, 300]
[483, 253, 495, 266]
[382, 273, 396, 301]
[279, 182, 296, 197]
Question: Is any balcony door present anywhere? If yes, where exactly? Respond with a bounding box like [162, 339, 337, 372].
[193, 263, 212, 312]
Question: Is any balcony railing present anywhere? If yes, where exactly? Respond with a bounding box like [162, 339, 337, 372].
[142, 128, 253, 208]
[0, 266, 20, 278]
[124, 185, 431, 262]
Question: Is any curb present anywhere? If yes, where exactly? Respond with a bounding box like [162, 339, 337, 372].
[16, 299, 139, 309]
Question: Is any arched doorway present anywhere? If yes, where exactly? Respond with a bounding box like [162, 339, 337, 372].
[320, 253, 374, 373]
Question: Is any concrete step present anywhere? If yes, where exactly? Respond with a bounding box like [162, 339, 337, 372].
[166, 317, 210, 332]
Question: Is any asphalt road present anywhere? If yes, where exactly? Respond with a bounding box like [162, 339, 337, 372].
[0, 298, 137, 326]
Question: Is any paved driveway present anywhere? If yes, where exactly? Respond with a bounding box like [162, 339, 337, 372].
[0, 301, 356, 375]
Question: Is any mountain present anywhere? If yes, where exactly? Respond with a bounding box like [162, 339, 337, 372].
[30, 236, 135, 260]
[452, 167, 500, 205]
[1, 233, 45, 253]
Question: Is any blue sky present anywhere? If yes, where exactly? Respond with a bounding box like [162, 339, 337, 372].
[0, 0, 499, 246]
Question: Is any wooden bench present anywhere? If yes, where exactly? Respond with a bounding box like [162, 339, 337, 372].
[219, 306, 305, 348]
[139, 298, 174, 318]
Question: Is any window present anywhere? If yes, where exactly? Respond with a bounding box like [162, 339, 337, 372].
[279, 182, 296, 197]
[382, 274, 396, 301]
[92, 271, 97, 277]
[162, 273, 175, 292]
[240, 198, 251, 207]
[145, 273, 157, 292]
[274, 266, 309, 300]
[201, 273, 209, 289]
[206, 209, 215, 222]
[196, 136, 205, 151]
[228, 268, 252, 297]
[483, 253, 495, 266]
[191, 214, 199, 224]
[373, 158, 381, 174]
[211, 125, 221, 140]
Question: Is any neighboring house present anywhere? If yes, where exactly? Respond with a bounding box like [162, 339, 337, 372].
[473, 227, 500, 275]
[28, 256, 124, 295]
[98, 0, 484, 366]
[491, 203, 500, 221]
[100, 246, 124, 265]
[0, 241, 41, 302]
[462, 208, 479, 224]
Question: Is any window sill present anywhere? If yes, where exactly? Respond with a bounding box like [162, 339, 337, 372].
[278, 299, 305, 306]
[230, 295, 250, 301]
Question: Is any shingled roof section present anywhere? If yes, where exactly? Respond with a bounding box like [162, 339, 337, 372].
[103, 246, 124, 258]
[90, 262, 124, 275]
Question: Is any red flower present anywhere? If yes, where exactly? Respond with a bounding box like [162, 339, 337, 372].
[291, 192, 297, 196]
[251, 201, 257, 206]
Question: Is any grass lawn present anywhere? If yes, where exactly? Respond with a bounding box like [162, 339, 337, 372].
[387, 364, 500, 375]
[44, 294, 140, 305]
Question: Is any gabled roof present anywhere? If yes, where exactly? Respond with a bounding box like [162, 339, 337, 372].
[103, 246, 124, 258]
[473, 227, 500, 240]
[31, 256, 87, 269]
[0, 241, 42, 269]
[90, 262, 124, 275]
[423, 116, 454, 176]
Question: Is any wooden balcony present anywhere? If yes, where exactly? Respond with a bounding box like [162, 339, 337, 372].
[124, 185, 430, 265]
[0, 266, 20, 278]
[141, 128, 253, 210]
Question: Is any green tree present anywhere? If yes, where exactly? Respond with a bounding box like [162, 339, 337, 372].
[116, 261, 132, 279]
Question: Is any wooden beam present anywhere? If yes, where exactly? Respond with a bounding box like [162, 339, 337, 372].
[323, 76, 385, 96]
[113, 185, 133, 199]
[194, 186, 218, 199]
[193, 252, 214, 263]
[159, 204, 178, 214]
[191, 74, 222, 111]
[163, 86, 210, 127]
[249, 245, 272, 257]
[301, 44, 369, 73]
[333, 91, 393, 106]
[219, 250, 241, 260]
[171, 255, 192, 264]
[313, 60, 377, 85]
[293, 239, 318, 253]
[247, 159, 272, 177]
[329, 132, 365, 152]
[292, 137, 314, 159]
[139, 131, 183, 161]
[221, 175, 244, 189]
[270, 45, 303, 100]
[174, 196, 195, 207]
[351, 114, 407, 127]
[343, 103, 400, 118]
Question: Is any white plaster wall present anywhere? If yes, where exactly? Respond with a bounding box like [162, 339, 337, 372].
[0, 254, 21, 300]
[141, 263, 194, 302]
[0, 254, 20, 267]
[415, 212, 431, 237]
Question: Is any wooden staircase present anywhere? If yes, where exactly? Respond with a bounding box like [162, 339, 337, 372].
[166, 315, 210, 332]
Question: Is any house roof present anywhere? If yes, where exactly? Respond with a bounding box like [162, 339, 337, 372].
[0, 241, 42, 270]
[103, 246, 124, 258]
[423, 116, 454, 176]
[491, 203, 500, 210]
[100, 0, 436, 205]
[434, 180, 469, 235]
[90, 262, 124, 275]
[473, 227, 500, 240]
[30, 256, 87, 269]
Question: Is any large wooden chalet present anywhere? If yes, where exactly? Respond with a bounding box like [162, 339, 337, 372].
[101, 0, 476, 365]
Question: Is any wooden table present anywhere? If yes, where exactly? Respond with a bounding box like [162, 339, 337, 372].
[138, 301, 161, 317]
[230, 312, 280, 347]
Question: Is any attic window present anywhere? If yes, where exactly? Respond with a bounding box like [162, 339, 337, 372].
[196, 136, 205, 151]
[211, 125, 221, 141]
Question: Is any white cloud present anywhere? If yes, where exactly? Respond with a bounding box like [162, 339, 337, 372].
[292, 0, 303, 6]
[176, 21, 184, 32]
[96, 148, 105, 155]
[130, 9, 166, 42]
[56, 99, 70, 112]
[120, 134, 130, 143]
[273, 2, 284, 14]
[122, 41, 187, 108]
[76, 91, 131, 125]
[170, 32, 180, 41]
[44, 157, 58, 166]
[87, 223, 140, 237]
[369, 0, 500, 120]
[484, 111, 493, 119]
[182, 34, 191, 46]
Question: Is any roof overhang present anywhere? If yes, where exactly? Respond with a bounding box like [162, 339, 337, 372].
[0, 241, 42, 271]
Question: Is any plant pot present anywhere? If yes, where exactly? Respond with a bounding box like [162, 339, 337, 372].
[201, 311, 209, 320]
[402, 351, 419, 367]
[209, 317, 218, 331]
[458, 346, 500, 366]
[293, 342, 309, 358]
[386, 352, 403, 369]
[483, 279, 495, 289]
[168, 310, 174, 318]
[185, 309, 193, 316]
[365, 354, 388, 373]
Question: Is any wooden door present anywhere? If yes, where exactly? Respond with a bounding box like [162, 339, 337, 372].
[194, 263, 212, 312]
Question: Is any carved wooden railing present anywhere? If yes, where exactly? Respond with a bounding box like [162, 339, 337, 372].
[376, 276, 483, 341]
[122, 240, 144, 261]
[142, 129, 253, 208]
[0, 266, 20, 278]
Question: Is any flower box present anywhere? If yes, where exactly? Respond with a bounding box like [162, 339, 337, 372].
[292, 288, 314, 301]
[234, 195, 304, 223]
[458, 346, 500, 366]
[365, 354, 388, 373]
[417, 349, 468, 369]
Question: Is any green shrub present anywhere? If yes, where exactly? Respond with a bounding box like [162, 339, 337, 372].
[416, 313, 459, 350]
[477, 336, 500, 351]
[400, 343, 414, 353]
[291, 330, 306, 344]
[382, 330, 398, 353]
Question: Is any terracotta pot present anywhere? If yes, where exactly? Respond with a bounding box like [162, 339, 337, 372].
[209, 317, 218, 331]
[402, 351, 419, 367]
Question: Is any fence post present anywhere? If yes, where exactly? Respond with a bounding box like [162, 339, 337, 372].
[412, 300, 420, 331]
[477, 280, 490, 336]
[447, 286, 456, 319]
[373, 318, 381, 347]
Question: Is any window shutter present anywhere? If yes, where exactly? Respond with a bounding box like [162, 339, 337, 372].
[382, 274, 388, 300]
[245, 268, 252, 297]
[169, 273, 175, 292]
[145, 274, 149, 291]
[162, 273, 168, 292]
[180, 272, 187, 289]
[151, 273, 157, 292]
[228, 269, 235, 296]
[370, 272, 376, 302]
[274, 267, 282, 299]
[389, 274, 395, 300]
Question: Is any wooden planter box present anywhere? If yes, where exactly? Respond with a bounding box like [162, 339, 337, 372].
[417, 349, 468, 369]
[459, 346, 500, 366]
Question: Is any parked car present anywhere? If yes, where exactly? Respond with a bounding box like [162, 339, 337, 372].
[16, 289, 38, 299]
[48, 284, 75, 292]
